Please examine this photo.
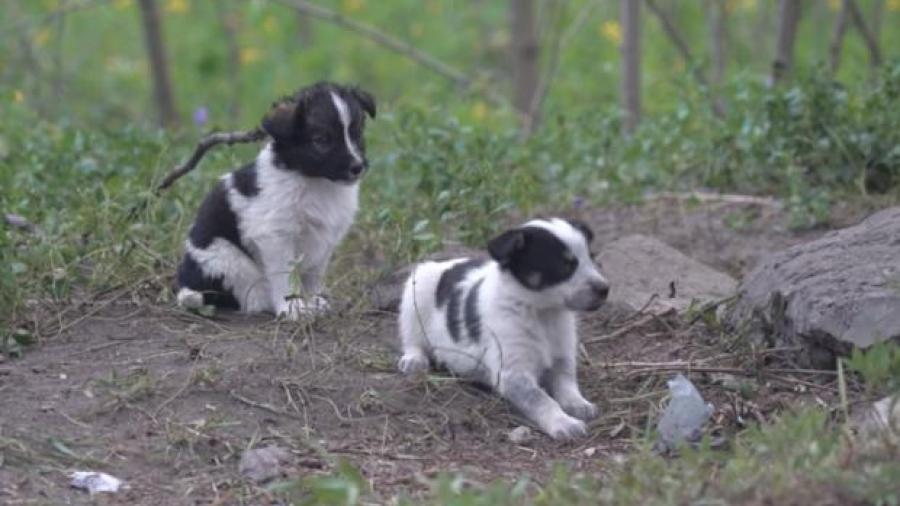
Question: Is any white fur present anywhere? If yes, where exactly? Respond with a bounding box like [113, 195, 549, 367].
[397, 218, 607, 440]
[330, 92, 364, 165]
[179, 144, 358, 319]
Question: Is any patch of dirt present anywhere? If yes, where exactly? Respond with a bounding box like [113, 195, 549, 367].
[0, 200, 850, 504]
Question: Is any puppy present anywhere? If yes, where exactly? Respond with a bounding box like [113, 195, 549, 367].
[175, 82, 376, 319]
[397, 218, 609, 439]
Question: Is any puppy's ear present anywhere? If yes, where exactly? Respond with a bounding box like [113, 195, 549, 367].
[349, 87, 376, 119]
[567, 219, 594, 244]
[261, 100, 300, 140]
[487, 229, 525, 267]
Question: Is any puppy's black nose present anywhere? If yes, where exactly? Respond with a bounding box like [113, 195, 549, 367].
[349, 163, 365, 177]
[591, 281, 609, 300]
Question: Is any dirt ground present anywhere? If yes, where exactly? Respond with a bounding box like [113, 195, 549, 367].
[0, 197, 854, 505]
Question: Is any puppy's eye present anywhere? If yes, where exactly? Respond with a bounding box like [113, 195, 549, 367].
[312, 134, 331, 147]
[563, 251, 578, 269]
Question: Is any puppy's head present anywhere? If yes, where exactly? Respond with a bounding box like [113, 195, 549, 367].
[261, 82, 376, 183]
[487, 218, 609, 311]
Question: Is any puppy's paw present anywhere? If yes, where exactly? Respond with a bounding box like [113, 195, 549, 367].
[309, 295, 331, 313]
[398, 353, 429, 375]
[544, 413, 588, 440]
[561, 399, 599, 421]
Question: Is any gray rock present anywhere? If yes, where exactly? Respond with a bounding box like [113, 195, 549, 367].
[655, 374, 714, 452]
[599, 235, 738, 316]
[239, 445, 294, 483]
[725, 207, 900, 369]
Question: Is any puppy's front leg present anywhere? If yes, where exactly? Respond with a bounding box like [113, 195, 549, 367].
[499, 371, 587, 440]
[300, 251, 332, 313]
[544, 357, 598, 421]
[256, 237, 304, 320]
[545, 313, 597, 420]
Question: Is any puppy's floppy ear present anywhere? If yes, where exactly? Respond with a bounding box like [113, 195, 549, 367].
[567, 219, 594, 244]
[487, 229, 525, 267]
[261, 100, 300, 140]
[349, 87, 376, 119]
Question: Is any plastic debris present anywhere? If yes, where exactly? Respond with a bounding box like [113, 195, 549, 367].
[507, 425, 534, 444]
[656, 374, 714, 452]
[70, 471, 124, 494]
[239, 445, 293, 483]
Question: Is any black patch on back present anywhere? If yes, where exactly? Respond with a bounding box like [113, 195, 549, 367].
[505, 227, 578, 290]
[176, 252, 240, 309]
[188, 181, 252, 258]
[436, 258, 486, 307]
[446, 286, 463, 342]
[464, 278, 483, 342]
[232, 162, 259, 197]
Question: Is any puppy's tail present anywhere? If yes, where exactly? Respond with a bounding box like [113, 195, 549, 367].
[176, 287, 205, 309]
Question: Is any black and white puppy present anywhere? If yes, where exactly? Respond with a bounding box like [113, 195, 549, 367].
[176, 82, 376, 319]
[397, 218, 609, 440]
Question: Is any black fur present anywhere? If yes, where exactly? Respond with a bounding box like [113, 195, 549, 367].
[566, 219, 594, 244]
[436, 258, 487, 307]
[464, 278, 484, 343]
[176, 253, 240, 309]
[187, 181, 252, 258]
[489, 226, 578, 291]
[446, 286, 463, 342]
[261, 81, 376, 183]
[232, 162, 259, 197]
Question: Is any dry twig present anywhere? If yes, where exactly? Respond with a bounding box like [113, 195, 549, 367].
[156, 128, 267, 192]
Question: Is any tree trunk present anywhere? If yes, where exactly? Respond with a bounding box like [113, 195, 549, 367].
[846, 0, 882, 72]
[509, 0, 539, 122]
[214, 1, 241, 123]
[770, 0, 801, 86]
[137, 0, 179, 128]
[705, 0, 726, 88]
[870, 0, 884, 43]
[829, 0, 850, 75]
[621, 0, 641, 134]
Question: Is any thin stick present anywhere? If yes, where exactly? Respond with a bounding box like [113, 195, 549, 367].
[584, 314, 654, 345]
[270, 0, 504, 105]
[156, 128, 266, 192]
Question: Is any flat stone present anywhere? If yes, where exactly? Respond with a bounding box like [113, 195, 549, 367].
[239, 445, 294, 484]
[725, 207, 900, 368]
[598, 234, 738, 315]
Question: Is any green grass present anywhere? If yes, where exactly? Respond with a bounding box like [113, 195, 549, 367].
[2, 1, 900, 503]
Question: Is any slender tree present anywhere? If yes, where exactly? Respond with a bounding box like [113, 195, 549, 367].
[137, 0, 179, 127]
[829, 0, 850, 74]
[770, 0, 801, 86]
[509, 0, 539, 122]
[704, 0, 726, 88]
[621, 0, 641, 134]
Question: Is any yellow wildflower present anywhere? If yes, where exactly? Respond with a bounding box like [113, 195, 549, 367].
[426, 0, 442, 15]
[113, 0, 131, 10]
[599, 20, 621, 45]
[165, 0, 188, 14]
[827, 0, 840, 11]
[410, 22, 424, 38]
[471, 101, 487, 121]
[888, 0, 900, 11]
[240, 47, 261, 64]
[33, 28, 50, 47]
[14, 90, 24, 103]
[263, 15, 278, 34]
[341, 0, 364, 14]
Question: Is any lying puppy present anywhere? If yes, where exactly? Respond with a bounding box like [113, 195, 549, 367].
[398, 218, 609, 439]
[175, 82, 375, 319]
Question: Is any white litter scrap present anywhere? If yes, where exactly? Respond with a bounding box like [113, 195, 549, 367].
[656, 374, 715, 452]
[70, 471, 125, 494]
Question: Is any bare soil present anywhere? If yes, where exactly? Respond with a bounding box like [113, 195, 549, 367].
[0, 198, 854, 504]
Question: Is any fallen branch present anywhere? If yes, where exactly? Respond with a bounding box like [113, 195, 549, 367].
[155, 128, 266, 192]
[270, 0, 505, 105]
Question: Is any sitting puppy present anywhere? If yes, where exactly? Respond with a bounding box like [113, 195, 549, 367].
[397, 218, 609, 439]
[175, 82, 375, 319]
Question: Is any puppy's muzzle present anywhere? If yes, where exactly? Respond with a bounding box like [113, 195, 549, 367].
[348, 161, 366, 178]
[566, 280, 609, 312]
